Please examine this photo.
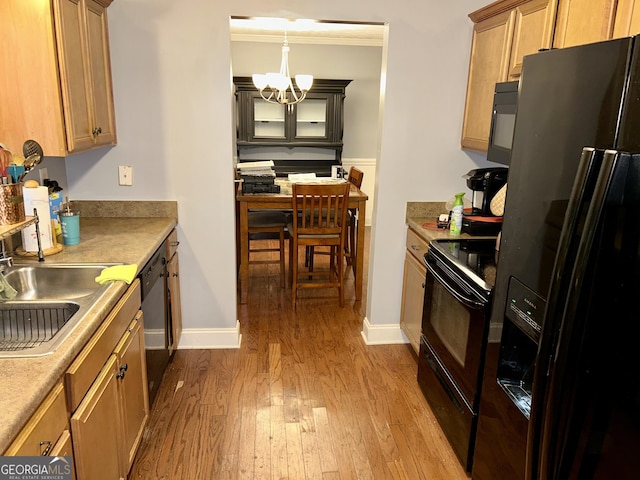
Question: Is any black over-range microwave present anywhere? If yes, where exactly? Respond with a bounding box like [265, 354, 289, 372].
[487, 80, 518, 165]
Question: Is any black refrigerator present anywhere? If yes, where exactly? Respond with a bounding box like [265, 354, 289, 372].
[472, 37, 640, 480]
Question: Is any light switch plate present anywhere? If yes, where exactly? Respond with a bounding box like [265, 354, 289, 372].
[118, 165, 133, 186]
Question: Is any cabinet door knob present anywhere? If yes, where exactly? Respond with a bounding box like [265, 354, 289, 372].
[173, 272, 179, 277]
[119, 363, 128, 372]
[116, 371, 126, 379]
[92, 127, 103, 136]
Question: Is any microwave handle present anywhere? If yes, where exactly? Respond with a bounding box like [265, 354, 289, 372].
[426, 262, 485, 309]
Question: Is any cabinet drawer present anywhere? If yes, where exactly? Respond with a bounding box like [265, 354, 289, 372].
[4, 381, 68, 456]
[166, 228, 179, 259]
[66, 280, 141, 412]
[406, 227, 429, 263]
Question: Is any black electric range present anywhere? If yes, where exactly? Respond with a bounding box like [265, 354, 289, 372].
[418, 236, 498, 471]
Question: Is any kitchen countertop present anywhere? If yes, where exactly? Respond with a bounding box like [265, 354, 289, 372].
[0, 214, 176, 453]
[405, 201, 498, 244]
[406, 217, 480, 243]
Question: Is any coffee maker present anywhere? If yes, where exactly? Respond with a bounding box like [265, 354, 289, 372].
[462, 167, 508, 235]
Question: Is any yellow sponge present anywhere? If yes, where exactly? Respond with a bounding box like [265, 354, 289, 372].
[94, 264, 138, 285]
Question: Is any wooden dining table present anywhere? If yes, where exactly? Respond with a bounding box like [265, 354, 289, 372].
[236, 178, 368, 304]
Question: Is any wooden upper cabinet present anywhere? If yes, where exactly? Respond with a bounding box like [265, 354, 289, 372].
[84, 0, 117, 148]
[54, 0, 116, 153]
[462, 10, 515, 152]
[554, 0, 618, 47]
[509, 0, 557, 78]
[613, 0, 640, 37]
[462, 0, 556, 152]
[0, 0, 115, 156]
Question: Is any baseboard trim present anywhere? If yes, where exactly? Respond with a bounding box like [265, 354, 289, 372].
[144, 329, 165, 350]
[176, 321, 242, 349]
[360, 316, 409, 345]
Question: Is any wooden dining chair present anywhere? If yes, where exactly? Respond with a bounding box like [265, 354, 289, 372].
[235, 166, 288, 288]
[288, 182, 350, 307]
[345, 166, 364, 274]
[248, 210, 288, 288]
[307, 166, 364, 275]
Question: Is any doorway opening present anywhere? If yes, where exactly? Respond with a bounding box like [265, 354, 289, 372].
[230, 16, 387, 307]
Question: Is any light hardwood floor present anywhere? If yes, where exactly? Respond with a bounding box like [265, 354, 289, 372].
[129, 230, 469, 479]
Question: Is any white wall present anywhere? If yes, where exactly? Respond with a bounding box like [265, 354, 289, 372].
[64, 0, 493, 346]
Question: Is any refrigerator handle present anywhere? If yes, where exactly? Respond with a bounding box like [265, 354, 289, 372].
[525, 147, 604, 480]
[528, 150, 631, 480]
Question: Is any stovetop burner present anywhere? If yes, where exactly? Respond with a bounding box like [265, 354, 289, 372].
[428, 238, 498, 296]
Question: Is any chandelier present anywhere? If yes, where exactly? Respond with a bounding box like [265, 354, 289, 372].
[252, 33, 313, 105]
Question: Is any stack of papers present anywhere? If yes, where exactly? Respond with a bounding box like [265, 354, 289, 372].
[237, 160, 275, 177]
[288, 173, 316, 182]
[287, 173, 346, 184]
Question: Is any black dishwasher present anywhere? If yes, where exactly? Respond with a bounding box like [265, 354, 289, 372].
[138, 239, 170, 405]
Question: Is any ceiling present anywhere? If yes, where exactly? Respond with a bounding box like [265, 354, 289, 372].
[230, 17, 386, 47]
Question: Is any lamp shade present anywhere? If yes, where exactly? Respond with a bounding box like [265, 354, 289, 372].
[268, 73, 289, 91]
[252, 74, 268, 90]
[295, 74, 313, 91]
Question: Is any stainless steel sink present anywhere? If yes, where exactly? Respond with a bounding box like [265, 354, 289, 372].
[0, 263, 122, 358]
[4, 264, 114, 301]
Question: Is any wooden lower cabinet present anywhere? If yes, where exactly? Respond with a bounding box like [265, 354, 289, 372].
[71, 355, 123, 480]
[3, 381, 71, 456]
[400, 227, 430, 354]
[72, 317, 147, 480]
[167, 251, 182, 353]
[67, 280, 148, 480]
[401, 252, 427, 354]
[49, 429, 76, 479]
[166, 228, 182, 354]
[115, 316, 149, 473]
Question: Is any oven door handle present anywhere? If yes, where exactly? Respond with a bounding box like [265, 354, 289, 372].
[427, 263, 485, 309]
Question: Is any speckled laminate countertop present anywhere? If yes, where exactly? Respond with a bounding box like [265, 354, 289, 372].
[405, 201, 496, 243]
[0, 212, 177, 453]
[406, 217, 471, 242]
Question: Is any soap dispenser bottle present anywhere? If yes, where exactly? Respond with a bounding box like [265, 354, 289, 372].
[450, 192, 465, 236]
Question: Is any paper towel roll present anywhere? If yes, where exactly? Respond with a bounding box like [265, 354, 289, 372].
[21, 186, 53, 251]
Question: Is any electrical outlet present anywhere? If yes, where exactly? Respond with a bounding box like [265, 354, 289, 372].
[118, 165, 133, 186]
[39, 167, 49, 184]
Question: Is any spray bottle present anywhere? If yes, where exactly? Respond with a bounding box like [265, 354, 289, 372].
[450, 192, 465, 236]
